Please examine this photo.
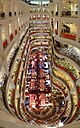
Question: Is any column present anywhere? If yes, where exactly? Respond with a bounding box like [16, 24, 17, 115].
[5, 21, 10, 44]
[3, 59, 9, 75]
[0, 25, 4, 57]
[58, 0, 63, 37]
[76, 0, 80, 43]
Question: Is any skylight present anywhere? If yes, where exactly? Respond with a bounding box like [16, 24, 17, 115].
[24, 0, 50, 5]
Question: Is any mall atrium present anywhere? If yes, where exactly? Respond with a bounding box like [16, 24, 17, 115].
[0, 0, 80, 128]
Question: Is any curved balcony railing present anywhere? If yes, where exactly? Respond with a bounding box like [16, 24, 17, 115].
[51, 70, 75, 123]
[54, 43, 80, 67]
[52, 68, 74, 91]
[7, 46, 19, 72]
[52, 68, 78, 123]
[53, 56, 79, 82]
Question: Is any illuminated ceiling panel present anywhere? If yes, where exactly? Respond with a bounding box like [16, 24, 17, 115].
[24, 0, 50, 5]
